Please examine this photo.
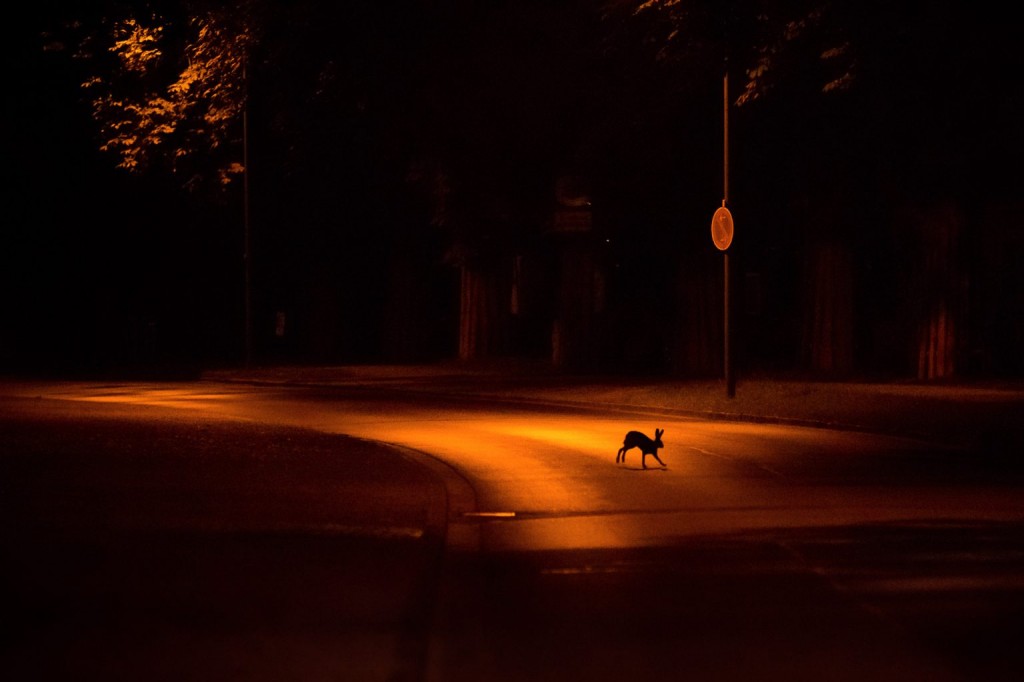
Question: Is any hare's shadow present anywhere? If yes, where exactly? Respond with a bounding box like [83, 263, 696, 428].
[620, 466, 668, 471]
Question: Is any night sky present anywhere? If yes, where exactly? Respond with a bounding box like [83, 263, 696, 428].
[4, 1, 1022, 378]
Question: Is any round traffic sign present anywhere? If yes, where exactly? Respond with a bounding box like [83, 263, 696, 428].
[711, 206, 734, 251]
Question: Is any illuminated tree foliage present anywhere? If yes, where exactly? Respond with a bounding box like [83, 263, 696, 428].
[624, 0, 857, 105]
[68, 2, 258, 192]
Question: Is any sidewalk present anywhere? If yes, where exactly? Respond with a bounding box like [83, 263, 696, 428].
[202, 361, 1024, 458]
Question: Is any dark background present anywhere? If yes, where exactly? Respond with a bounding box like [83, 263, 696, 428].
[4, 0, 1022, 379]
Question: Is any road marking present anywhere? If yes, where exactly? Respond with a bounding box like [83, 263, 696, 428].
[461, 511, 517, 519]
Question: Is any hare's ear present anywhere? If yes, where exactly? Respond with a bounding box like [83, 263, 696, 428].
[656, 428, 664, 438]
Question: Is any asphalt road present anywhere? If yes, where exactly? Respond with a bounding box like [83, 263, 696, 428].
[1, 392, 447, 682]
[3, 380, 1023, 681]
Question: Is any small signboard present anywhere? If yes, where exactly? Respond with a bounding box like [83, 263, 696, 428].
[711, 206, 734, 251]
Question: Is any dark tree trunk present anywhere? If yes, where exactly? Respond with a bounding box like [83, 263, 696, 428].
[551, 242, 598, 370]
[802, 242, 854, 375]
[906, 201, 964, 379]
[672, 253, 721, 377]
[458, 264, 505, 360]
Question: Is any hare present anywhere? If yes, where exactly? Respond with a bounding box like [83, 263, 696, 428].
[616, 428, 665, 469]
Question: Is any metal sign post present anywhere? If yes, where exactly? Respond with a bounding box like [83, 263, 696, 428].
[712, 70, 736, 398]
[712, 203, 735, 399]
